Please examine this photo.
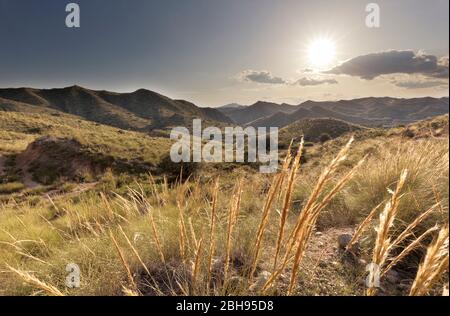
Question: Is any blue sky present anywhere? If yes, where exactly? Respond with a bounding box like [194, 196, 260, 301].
[0, 0, 448, 106]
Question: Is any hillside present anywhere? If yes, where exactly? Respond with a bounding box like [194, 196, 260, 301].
[278, 118, 365, 147]
[0, 86, 232, 132]
[388, 114, 449, 139]
[0, 111, 173, 186]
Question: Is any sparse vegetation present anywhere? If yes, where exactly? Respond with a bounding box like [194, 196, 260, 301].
[0, 111, 448, 296]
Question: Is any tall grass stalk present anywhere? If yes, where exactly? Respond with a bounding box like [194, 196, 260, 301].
[6, 264, 64, 296]
[110, 230, 137, 290]
[410, 224, 449, 296]
[273, 139, 304, 271]
[224, 180, 242, 283]
[260, 137, 361, 294]
[207, 178, 219, 292]
[367, 170, 408, 296]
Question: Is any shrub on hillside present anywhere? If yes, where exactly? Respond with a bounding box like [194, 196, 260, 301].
[319, 133, 332, 143]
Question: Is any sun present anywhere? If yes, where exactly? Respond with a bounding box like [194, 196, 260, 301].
[307, 38, 336, 69]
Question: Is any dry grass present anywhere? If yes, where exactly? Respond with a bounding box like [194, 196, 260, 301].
[110, 230, 138, 291]
[207, 178, 219, 291]
[224, 180, 243, 283]
[347, 169, 447, 296]
[273, 140, 303, 271]
[346, 202, 383, 252]
[1, 127, 448, 296]
[258, 137, 367, 294]
[366, 170, 408, 295]
[6, 264, 64, 296]
[410, 225, 449, 296]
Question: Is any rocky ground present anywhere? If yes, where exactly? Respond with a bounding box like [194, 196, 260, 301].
[250, 227, 412, 296]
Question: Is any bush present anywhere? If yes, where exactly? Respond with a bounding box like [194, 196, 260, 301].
[31, 165, 60, 185]
[157, 154, 200, 180]
[319, 133, 332, 143]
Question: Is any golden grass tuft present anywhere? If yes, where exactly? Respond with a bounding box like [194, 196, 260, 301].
[6, 264, 64, 296]
[259, 137, 367, 294]
[410, 224, 449, 296]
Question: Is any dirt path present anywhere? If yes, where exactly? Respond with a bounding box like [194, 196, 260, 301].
[291, 227, 366, 295]
[287, 226, 410, 295]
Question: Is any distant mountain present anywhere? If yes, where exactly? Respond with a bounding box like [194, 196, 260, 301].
[300, 97, 449, 122]
[1, 87, 447, 132]
[0, 86, 232, 132]
[248, 105, 381, 128]
[218, 101, 298, 125]
[218, 103, 246, 109]
[216, 104, 246, 119]
[224, 97, 449, 128]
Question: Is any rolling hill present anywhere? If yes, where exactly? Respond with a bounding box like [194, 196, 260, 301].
[278, 118, 365, 147]
[0, 111, 174, 185]
[0, 86, 232, 132]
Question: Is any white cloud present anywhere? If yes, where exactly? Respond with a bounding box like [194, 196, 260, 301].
[238, 70, 286, 84]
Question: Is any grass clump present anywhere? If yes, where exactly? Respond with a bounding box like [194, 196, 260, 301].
[0, 182, 25, 194]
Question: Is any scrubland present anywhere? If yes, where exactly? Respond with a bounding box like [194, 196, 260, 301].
[0, 113, 448, 296]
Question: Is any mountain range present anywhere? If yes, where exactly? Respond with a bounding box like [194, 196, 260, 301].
[0, 86, 232, 132]
[218, 97, 449, 128]
[0, 86, 448, 132]
[218, 101, 298, 125]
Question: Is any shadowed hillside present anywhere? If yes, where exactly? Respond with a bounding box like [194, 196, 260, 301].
[0, 111, 173, 186]
[0, 86, 232, 132]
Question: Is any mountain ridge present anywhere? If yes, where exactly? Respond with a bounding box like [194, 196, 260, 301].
[0, 86, 233, 132]
[1, 86, 448, 130]
[218, 96, 449, 127]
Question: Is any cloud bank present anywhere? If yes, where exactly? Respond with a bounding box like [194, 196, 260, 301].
[238, 70, 338, 86]
[392, 79, 448, 89]
[325, 50, 449, 80]
[294, 77, 338, 86]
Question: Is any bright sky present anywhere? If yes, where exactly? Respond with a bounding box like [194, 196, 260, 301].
[0, 0, 448, 106]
